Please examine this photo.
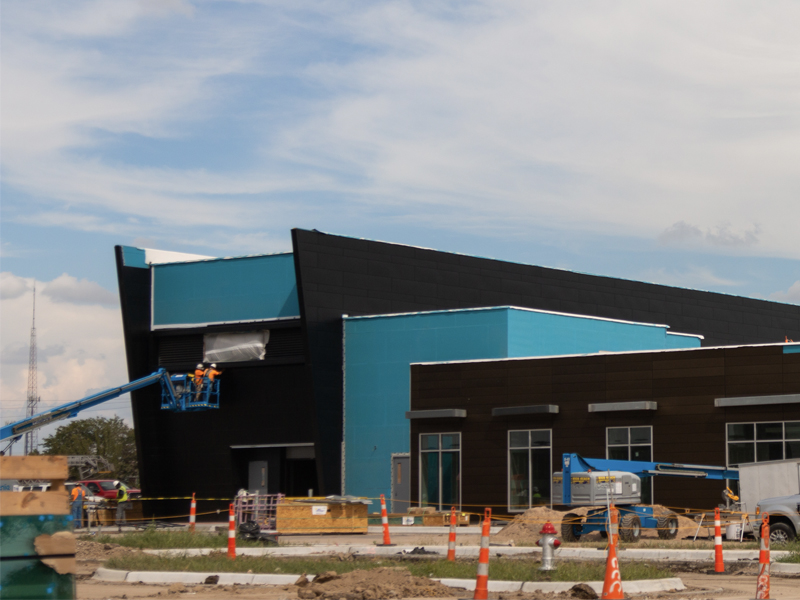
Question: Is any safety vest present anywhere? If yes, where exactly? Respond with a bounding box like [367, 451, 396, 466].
[71, 487, 85, 502]
[117, 485, 128, 502]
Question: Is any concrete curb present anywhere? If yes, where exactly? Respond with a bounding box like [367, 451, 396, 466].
[772, 562, 800, 574]
[94, 567, 684, 593]
[143, 544, 790, 561]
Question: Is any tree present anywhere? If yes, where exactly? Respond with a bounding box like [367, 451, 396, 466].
[41, 416, 139, 483]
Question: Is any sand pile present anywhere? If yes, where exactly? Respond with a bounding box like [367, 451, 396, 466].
[294, 568, 455, 599]
[76, 539, 140, 561]
[494, 505, 698, 544]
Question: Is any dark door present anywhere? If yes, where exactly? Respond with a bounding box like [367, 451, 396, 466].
[392, 456, 410, 513]
[248, 461, 269, 494]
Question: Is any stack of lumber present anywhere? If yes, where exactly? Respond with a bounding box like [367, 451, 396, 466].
[0, 456, 76, 599]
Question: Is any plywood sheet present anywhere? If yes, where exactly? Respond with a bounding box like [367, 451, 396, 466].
[0, 491, 70, 516]
[276, 502, 367, 534]
[0, 455, 68, 480]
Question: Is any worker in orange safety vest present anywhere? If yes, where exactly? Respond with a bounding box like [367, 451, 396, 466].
[70, 484, 85, 528]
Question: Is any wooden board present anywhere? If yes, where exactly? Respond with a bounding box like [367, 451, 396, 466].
[0, 491, 70, 516]
[0, 456, 68, 480]
[276, 502, 368, 534]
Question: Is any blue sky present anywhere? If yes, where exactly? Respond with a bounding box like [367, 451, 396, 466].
[1, 1, 799, 450]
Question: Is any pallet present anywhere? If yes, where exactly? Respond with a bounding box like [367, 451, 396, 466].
[0, 456, 76, 599]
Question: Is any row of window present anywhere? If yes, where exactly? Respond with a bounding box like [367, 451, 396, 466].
[419, 420, 800, 512]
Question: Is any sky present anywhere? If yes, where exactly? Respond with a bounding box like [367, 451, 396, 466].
[1, 1, 799, 452]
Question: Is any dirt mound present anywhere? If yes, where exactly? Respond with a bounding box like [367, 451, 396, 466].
[295, 567, 456, 599]
[494, 504, 698, 544]
[76, 540, 140, 561]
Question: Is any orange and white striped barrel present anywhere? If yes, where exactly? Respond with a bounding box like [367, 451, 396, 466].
[189, 492, 196, 533]
[713, 507, 724, 573]
[473, 508, 492, 600]
[227, 503, 236, 559]
[378, 494, 394, 546]
[755, 513, 770, 599]
[447, 506, 457, 561]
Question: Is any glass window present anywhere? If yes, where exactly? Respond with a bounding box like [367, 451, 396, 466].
[420, 433, 460, 510]
[607, 426, 653, 504]
[607, 428, 628, 445]
[630, 427, 652, 444]
[727, 421, 799, 469]
[421, 435, 439, 450]
[727, 423, 754, 441]
[756, 423, 783, 440]
[509, 431, 529, 448]
[784, 422, 800, 439]
[508, 430, 552, 511]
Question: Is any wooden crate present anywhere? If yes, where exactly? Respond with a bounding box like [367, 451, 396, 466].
[0, 456, 76, 599]
[276, 502, 368, 534]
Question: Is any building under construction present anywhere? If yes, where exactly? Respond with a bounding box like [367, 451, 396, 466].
[115, 228, 800, 515]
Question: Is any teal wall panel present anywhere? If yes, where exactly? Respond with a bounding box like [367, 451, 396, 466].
[343, 307, 701, 508]
[152, 253, 300, 327]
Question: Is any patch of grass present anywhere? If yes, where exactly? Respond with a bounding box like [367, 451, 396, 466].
[775, 540, 800, 563]
[81, 529, 270, 549]
[105, 554, 673, 582]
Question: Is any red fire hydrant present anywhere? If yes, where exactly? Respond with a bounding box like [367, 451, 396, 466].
[536, 521, 561, 571]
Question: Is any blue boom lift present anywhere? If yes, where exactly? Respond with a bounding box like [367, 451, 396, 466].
[554, 453, 739, 542]
[1, 368, 220, 451]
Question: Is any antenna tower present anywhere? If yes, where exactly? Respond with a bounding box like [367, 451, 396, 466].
[25, 284, 40, 455]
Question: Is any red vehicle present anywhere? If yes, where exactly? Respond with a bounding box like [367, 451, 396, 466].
[79, 479, 141, 500]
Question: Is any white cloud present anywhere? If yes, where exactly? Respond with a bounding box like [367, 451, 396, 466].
[1, 1, 799, 260]
[0, 272, 129, 437]
[771, 281, 800, 305]
[639, 265, 742, 290]
[42, 273, 119, 306]
[0, 271, 32, 300]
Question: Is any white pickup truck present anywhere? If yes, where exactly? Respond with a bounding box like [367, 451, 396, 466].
[754, 494, 800, 543]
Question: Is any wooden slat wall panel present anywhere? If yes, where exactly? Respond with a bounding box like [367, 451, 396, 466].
[410, 345, 800, 514]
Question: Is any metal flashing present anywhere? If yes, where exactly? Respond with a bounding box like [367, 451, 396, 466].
[230, 443, 314, 449]
[588, 401, 658, 412]
[492, 405, 559, 416]
[343, 304, 693, 333]
[414, 341, 793, 367]
[405, 409, 467, 419]
[714, 394, 800, 408]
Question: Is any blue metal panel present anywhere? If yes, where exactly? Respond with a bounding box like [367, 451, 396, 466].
[121, 246, 147, 268]
[344, 308, 509, 507]
[506, 309, 701, 357]
[785, 344, 800, 354]
[344, 307, 702, 508]
[152, 253, 299, 327]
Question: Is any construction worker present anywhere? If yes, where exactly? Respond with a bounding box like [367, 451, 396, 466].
[70, 484, 85, 528]
[194, 363, 206, 401]
[114, 480, 129, 531]
[207, 363, 223, 382]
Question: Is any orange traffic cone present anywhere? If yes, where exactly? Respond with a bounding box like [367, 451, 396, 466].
[473, 509, 492, 600]
[227, 503, 236, 559]
[189, 492, 196, 533]
[601, 534, 624, 599]
[377, 494, 395, 546]
[447, 506, 457, 561]
[755, 513, 770, 599]
[714, 507, 725, 573]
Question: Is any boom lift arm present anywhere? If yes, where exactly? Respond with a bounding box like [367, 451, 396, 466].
[1, 368, 219, 448]
[560, 453, 739, 504]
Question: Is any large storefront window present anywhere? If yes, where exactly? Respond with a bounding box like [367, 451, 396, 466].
[727, 421, 800, 466]
[420, 433, 460, 510]
[607, 426, 653, 504]
[508, 429, 552, 511]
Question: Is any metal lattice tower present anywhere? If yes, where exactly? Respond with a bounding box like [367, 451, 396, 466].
[24, 284, 40, 455]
